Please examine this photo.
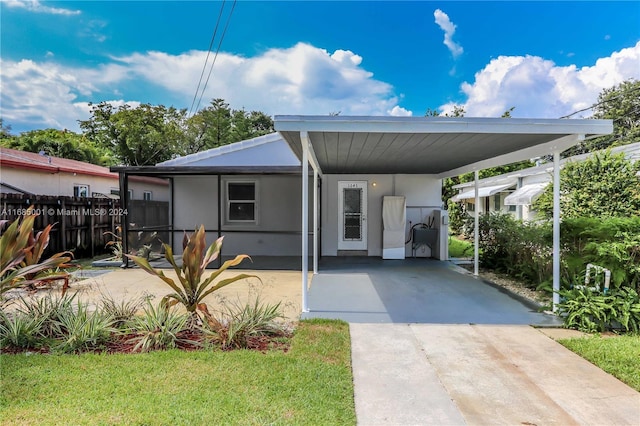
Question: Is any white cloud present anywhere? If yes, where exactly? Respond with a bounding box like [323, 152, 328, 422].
[434, 9, 463, 58]
[440, 41, 640, 118]
[4, 0, 80, 15]
[388, 106, 412, 117]
[1, 42, 410, 132]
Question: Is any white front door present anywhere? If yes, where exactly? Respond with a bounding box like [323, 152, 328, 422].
[338, 181, 367, 250]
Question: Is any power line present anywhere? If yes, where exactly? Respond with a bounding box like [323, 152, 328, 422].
[559, 85, 640, 119]
[188, 1, 228, 117]
[192, 0, 237, 116]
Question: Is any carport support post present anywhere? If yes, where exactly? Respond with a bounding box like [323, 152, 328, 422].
[553, 151, 561, 312]
[313, 169, 318, 275]
[474, 170, 479, 276]
[301, 133, 310, 312]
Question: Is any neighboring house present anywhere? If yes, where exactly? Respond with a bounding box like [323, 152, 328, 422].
[0, 147, 169, 201]
[451, 141, 640, 220]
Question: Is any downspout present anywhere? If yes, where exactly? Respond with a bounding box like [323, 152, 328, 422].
[218, 174, 222, 269]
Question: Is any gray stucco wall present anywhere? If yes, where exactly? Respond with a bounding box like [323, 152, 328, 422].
[171, 175, 311, 256]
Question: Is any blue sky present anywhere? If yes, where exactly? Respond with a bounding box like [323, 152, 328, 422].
[2, 1, 639, 133]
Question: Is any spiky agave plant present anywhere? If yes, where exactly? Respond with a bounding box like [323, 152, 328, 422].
[126, 225, 257, 325]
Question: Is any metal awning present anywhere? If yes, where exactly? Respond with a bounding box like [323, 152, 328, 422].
[504, 183, 549, 206]
[451, 182, 516, 202]
[275, 116, 613, 177]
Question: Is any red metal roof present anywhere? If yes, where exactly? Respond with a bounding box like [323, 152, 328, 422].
[0, 147, 167, 185]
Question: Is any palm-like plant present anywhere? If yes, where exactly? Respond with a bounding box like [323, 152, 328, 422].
[126, 225, 257, 324]
[1, 212, 72, 295]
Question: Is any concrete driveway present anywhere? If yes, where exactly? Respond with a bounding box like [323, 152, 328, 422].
[352, 323, 640, 425]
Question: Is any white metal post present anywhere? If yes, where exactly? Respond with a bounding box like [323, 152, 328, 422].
[474, 170, 479, 276]
[313, 169, 318, 275]
[301, 134, 309, 312]
[553, 151, 561, 312]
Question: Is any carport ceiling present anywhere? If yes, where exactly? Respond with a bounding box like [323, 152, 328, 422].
[275, 116, 613, 177]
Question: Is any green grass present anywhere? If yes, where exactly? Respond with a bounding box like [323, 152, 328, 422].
[448, 236, 474, 258]
[559, 334, 640, 391]
[0, 319, 355, 425]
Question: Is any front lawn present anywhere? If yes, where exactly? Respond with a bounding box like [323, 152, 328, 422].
[559, 334, 640, 391]
[448, 235, 474, 258]
[0, 319, 355, 425]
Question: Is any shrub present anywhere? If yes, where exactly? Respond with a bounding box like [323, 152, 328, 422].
[126, 300, 194, 352]
[99, 292, 148, 329]
[126, 226, 257, 325]
[0, 310, 45, 350]
[16, 292, 78, 338]
[53, 302, 115, 353]
[202, 296, 287, 350]
[0, 211, 72, 295]
[558, 286, 640, 333]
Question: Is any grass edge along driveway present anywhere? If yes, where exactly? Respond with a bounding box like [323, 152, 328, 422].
[0, 319, 356, 426]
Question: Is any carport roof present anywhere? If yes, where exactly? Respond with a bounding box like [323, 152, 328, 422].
[274, 115, 613, 177]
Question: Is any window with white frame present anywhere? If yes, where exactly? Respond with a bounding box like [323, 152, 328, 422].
[227, 181, 257, 222]
[494, 194, 501, 211]
[466, 202, 475, 212]
[74, 184, 89, 197]
[143, 191, 153, 201]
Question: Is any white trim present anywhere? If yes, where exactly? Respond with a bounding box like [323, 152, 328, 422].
[301, 136, 309, 313]
[452, 182, 516, 202]
[552, 151, 561, 312]
[474, 171, 479, 277]
[224, 179, 258, 224]
[338, 181, 368, 251]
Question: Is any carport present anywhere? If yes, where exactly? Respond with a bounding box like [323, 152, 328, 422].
[274, 116, 613, 313]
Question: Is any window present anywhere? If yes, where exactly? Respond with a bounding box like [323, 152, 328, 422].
[508, 205, 517, 212]
[143, 191, 153, 201]
[466, 202, 475, 212]
[494, 194, 501, 211]
[227, 181, 257, 222]
[74, 184, 89, 197]
[110, 188, 120, 196]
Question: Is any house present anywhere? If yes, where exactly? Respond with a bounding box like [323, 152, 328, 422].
[111, 115, 613, 311]
[451, 141, 640, 220]
[0, 147, 168, 201]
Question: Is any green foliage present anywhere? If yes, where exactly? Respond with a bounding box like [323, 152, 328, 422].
[15, 292, 77, 338]
[203, 296, 286, 349]
[448, 236, 473, 258]
[558, 288, 617, 333]
[53, 302, 115, 353]
[473, 212, 552, 286]
[561, 217, 640, 291]
[186, 98, 274, 152]
[0, 309, 44, 349]
[126, 226, 257, 323]
[126, 300, 193, 352]
[0, 128, 115, 166]
[0, 212, 73, 295]
[558, 286, 640, 333]
[535, 150, 640, 219]
[564, 79, 640, 155]
[99, 292, 147, 329]
[79, 102, 189, 166]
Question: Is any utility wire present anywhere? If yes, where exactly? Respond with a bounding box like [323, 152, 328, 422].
[193, 0, 237, 115]
[559, 85, 640, 119]
[188, 1, 228, 117]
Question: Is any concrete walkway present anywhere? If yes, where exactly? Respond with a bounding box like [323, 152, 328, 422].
[351, 324, 640, 425]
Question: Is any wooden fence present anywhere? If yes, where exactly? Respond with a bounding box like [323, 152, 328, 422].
[1, 193, 169, 259]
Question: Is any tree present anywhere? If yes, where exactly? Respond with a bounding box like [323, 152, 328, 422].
[1, 128, 114, 166]
[534, 150, 640, 219]
[0, 118, 13, 140]
[564, 79, 640, 156]
[79, 102, 189, 166]
[186, 99, 274, 152]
